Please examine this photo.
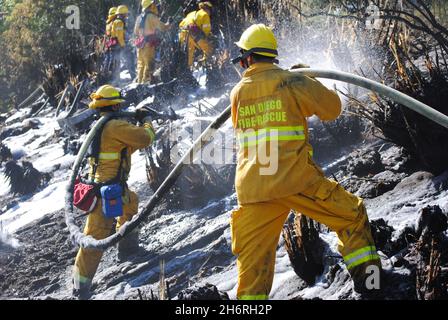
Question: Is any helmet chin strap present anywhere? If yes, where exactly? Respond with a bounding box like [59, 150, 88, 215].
[231, 47, 279, 66]
[239, 57, 249, 69]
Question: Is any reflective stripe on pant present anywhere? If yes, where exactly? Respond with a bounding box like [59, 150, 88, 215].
[230, 177, 381, 300]
[73, 190, 139, 290]
[98, 152, 120, 160]
[136, 45, 155, 84]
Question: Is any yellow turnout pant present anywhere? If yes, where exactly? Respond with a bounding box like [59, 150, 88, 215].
[179, 31, 212, 67]
[230, 177, 381, 300]
[73, 190, 139, 290]
[136, 45, 156, 84]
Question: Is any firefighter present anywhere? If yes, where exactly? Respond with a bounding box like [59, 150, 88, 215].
[119, 4, 137, 80]
[178, 1, 213, 68]
[72, 85, 155, 299]
[103, 7, 117, 75]
[108, 5, 129, 80]
[134, 0, 170, 84]
[229, 24, 382, 300]
[105, 7, 117, 39]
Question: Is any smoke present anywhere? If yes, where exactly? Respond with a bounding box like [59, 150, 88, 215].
[0, 221, 19, 250]
[274, 19, 383, 89]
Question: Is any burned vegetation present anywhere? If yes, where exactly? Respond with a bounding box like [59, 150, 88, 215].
[1, 0, 448, 301]
[3, 161, 49, 196]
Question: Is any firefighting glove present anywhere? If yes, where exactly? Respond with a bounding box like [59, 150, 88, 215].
[290, 63, 310, 70]
[135, 107, 153, 124]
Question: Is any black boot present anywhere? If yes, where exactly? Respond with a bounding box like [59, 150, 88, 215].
[117, 228, 140, 262]
[72, 287, 91, 300]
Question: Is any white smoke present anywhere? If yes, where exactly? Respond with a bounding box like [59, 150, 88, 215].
[0, 220, 20, 249]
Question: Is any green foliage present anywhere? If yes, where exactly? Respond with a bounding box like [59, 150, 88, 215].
[0, 0, 116, 110]
[0, 0, 16, 33]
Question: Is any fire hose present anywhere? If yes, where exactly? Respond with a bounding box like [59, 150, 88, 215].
[65, 69, 448, 250]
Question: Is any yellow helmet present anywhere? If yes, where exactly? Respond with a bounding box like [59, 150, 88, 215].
[108, 7, 117, 16]
[235, 24, 278, 58]
[88, 85, 125, 109]
[117, 5, 129, 15]
[141, 0, 154, 10]
[199, 2, 213, 10]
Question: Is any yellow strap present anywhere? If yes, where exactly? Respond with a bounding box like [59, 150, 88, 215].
[98, 152, 120, 160]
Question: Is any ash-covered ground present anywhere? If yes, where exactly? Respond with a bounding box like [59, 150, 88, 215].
[1, 63, 447, 301]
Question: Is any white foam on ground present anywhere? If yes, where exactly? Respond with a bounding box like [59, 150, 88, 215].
[0, 173, 10, 197]
[0, 181, 67, 233]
